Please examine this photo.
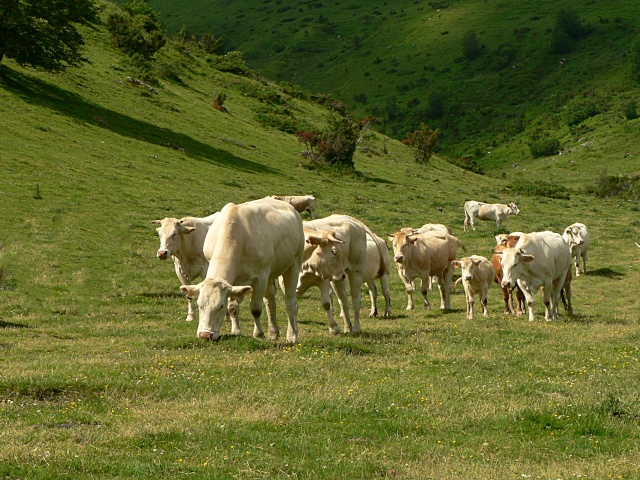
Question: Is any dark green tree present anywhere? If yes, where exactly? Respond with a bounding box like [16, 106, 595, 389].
[403, 123, 441, 164]
[550, 6, 592, 53]
[0, 0, 100, 70]
[462, 30, 482, 60]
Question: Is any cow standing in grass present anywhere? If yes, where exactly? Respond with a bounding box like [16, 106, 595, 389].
[463, 201, 520, 231]
[453, 255, 494, 320]
[562, 222, 590, 277]
[180, 197, 304, 342]
[499, 231, 571, 322]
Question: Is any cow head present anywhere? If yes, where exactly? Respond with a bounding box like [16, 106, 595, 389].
[454, 257, 482, 283]
[181, 280, 252, 339]
[498, 248, 534, 288]
[302, 229, 347, 282]
[562, 226, 583, 251]
[495, 234, 509, 247]
[387, 231, 417, 265]
[152, 218, 196, 259]
[508, 202, 520, 216]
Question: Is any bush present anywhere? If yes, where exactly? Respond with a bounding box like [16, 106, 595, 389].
[529, 137, 560, 158]
[550, 6, 592, 53]
[509, 180, 570, 199]
[622, 100, 638, 120]
[295, 113, 368, 169]
[106, 1, 166, 59]
[462, 30, 482, 60]
[209, 51, 252, 75]
[586, 171, 640, 200]
[565, 98, 599, 126]
[493, 43, 516, 70]
[403, 123, 441, 164]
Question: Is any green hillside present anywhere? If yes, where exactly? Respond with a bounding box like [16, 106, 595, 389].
[147, 0, 640, 168]
[1, 2, 640, 478]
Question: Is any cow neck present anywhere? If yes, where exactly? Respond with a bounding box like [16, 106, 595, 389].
[207, 215, 242, 282]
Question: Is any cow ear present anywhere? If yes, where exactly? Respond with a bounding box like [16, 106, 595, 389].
[387, 234, 395, 242]
[229, 285, 253, 301]
[407, 235, 418, 244]
[180, 284, 200, 299]
[522, 254, 535, 263]
[178, 224, 196, 234]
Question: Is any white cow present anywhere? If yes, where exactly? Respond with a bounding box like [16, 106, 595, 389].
[561, 223, 590, 277]
[453, 255, 494, 320]
[416, 223, 453, 289]
[463, 201, 520, 231]
[152, 213, 228, 323]
[271, 195, 316, 219]
[301, 215, 368, 334]
[296, 231, 392, 326]
[499, 231, 571, 322]
[387, 230, 462, 310]
[180, 197, 304, 343]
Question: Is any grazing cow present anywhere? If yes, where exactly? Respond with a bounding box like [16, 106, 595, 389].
[463, 201, 520, 231]
[499, 231, 571, 322]
[453, 255, 494, 319]
[561, 223, 590, 277]
[296, 231, 392, 327]
[491, 232, 526, 315]
[387, 230, 462, 310]
[152, 213, 239, 324]
[301, 215, 370, 334]
[180, 197, 304, 342]
[271, 195, 316, 219]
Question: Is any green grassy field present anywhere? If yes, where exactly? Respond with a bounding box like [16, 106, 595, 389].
[1, 6, 639, 479]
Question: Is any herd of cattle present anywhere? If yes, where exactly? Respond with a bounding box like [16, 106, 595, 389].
[152, 195, 591, 342]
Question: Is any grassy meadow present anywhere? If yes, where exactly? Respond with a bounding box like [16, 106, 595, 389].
[1, 7, 640, 480]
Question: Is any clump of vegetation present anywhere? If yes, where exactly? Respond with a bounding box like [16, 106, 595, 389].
[622, 100, 638, 120]
[256, 105, 312, 134]
[208, 50, 252, 76]
[529, 136, 560, 158]
[565, 97, 600, 126]
[295, 112, 370, 170]
[509, 180, 571, 200]
[550, 6, 593, 54]
[586, 171, 640, 200]
[492, 43, 516, 70]
[402, 123, 441, 164]
[106, 1, 166, 60]
[462, 30, 482, 60]
[630, 37, 640, 83]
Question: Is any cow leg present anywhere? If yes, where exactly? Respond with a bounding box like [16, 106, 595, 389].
[347, 272, 363, 333]
[174, 262, 196, 322]
[227, 299, 241, 335]
[331, 279, 353, 333]
[541, 280, 555, 321]
[581, 251, 588, 275]
[464, 286, 474, 320]
[515, 286, 526, 316]
[518, 280, 536, 322]
[441, 264, 454, 309]
[249, 282, 267, 339]
[481, 285, 489, 317]
[380, 274, 392, 318]
[186, 297, 196, 322]
[280, 268, 300, 344]
[320, 279, 341, 334]
[307, 208, 315, 220]
[502, 286, 513, 314]
[263, 281, 280, 341]
[399, 273, 415, 310]
[366, 280, 378, 317]
[563, 281, 573, 316]
[420, 276, 431, 310]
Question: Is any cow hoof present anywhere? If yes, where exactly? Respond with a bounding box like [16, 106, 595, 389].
[186, 316, 195, 322]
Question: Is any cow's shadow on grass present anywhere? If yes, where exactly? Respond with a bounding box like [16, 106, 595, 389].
[584, 268, 624, 279]
[0, 65, 276, 175]
[0, 319, 30, 329]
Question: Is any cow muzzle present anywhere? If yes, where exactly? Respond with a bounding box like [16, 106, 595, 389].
[501, 279, 514, 288]
[198, 331, 218, 340]
[394, 255, 404, 263]
[157, 249, 169, 260]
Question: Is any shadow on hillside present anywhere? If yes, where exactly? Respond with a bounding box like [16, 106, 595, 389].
[0, 319, 29, 329]
[584, 268, 624, 279]
[0, 66, 276, 175]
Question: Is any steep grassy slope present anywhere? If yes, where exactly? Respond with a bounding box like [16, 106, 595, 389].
[148, 0, 640, 168]
[1, 7, 640, 479]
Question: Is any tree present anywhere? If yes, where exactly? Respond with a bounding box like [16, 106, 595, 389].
[0, 0, 101, 70]
[403, 123, 441, 164]
[550, 6, 592, 54]
[630, 37, 640, 83]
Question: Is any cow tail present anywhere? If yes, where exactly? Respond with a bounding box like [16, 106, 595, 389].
[457, 238, 467, 252]
[347, 215, 388, 276]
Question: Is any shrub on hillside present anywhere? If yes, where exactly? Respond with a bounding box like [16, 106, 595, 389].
[586, 172, 640, 200]
[462, 30, 482, 60]
[209, 50, 252, 75]
[565, 98, 599, 126]
[550, 6, 593, 53]
[631, 37, 640, 83]
[295, 114, 369, 170]
[509, 180, 570, 200]
[529, 137, 560, 158]
[492, 43, 516, 70]
[106, 1, 166, 59]
[403, 123, 441, 164]
[622, 100, 639, 120]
